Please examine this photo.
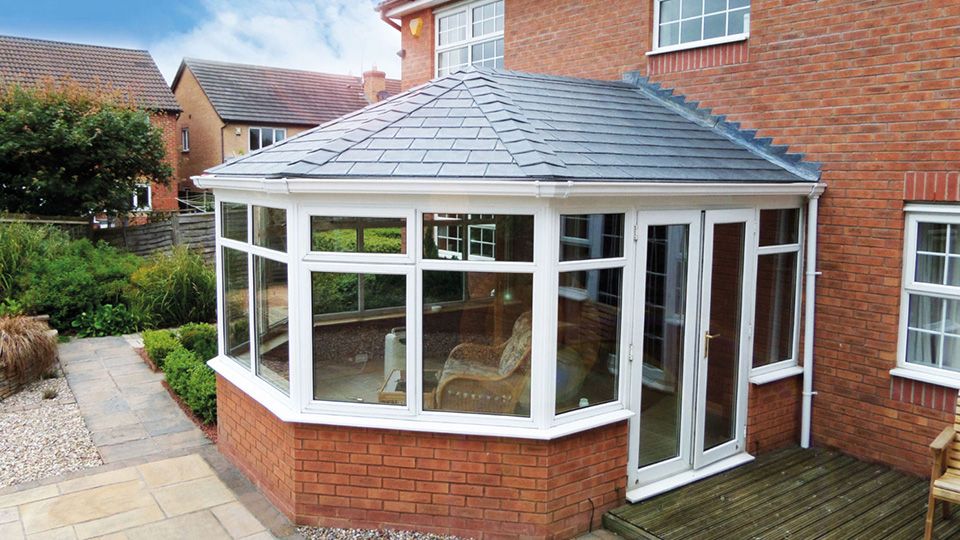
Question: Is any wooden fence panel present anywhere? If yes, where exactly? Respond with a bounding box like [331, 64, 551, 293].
[94, 212, 215, 260]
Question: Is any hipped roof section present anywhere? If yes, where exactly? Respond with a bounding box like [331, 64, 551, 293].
[204, 67, 820, 183]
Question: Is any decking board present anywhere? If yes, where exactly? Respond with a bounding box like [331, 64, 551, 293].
[603, 447, 960, 540]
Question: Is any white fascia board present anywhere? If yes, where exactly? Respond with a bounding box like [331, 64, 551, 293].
[194, 174, 826, 199]
[384, 0, 451, 18]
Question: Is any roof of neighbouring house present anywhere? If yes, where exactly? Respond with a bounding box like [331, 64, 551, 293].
[0, 34, 180, 112]
[204, 67, 820, 183]
[173, 58, 402, 126]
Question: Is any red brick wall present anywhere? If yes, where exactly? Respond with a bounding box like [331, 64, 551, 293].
[149, 112, 180, 212]
[218, 376, 627, 539]
[393, 0, 960, 476]
[747, 378, 801, 455]
[400, 9, 435, 90]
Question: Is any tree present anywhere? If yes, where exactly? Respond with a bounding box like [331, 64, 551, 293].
[0, 82, 172, 217]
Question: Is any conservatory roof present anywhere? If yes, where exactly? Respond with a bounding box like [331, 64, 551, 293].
[204, 67, 820, 183]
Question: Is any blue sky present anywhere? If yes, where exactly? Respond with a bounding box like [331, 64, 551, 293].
[0, 0, 401, 82]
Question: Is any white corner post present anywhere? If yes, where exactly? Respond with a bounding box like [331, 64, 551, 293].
[801, 187, 822, 449]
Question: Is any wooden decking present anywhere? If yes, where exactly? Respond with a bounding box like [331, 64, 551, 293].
[604, 447, 960, 540]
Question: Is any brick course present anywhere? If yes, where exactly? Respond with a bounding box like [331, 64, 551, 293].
[218, 376, 627, 539]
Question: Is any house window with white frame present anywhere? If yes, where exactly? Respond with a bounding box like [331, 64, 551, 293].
[900, 210, 960, 377]
[752, 208, 802, 373]
[435, 0, 504, 77]
[132, 183, 151, 211]
[655, 0, 750, 51]
[181, 128, 190, 152]
[249, 127, 287, 152]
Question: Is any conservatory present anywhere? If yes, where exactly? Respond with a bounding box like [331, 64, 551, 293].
[197, 68, 822, 538]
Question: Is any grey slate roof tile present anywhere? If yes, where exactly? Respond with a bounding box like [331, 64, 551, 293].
[207, 67, 818, 183]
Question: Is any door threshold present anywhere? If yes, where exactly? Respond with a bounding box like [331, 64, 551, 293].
[626, 453, 755, 503]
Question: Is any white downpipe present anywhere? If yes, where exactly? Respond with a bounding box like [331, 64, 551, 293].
[801, 190, 821, 448]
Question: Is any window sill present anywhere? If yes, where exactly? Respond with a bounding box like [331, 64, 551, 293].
[889, 367, 960, 390]
[209, 355, 635, 440]
[750, 365, 803, 385]
[646, 33, 749, 57]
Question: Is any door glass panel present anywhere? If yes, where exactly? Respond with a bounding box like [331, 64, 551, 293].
[639, 224, 689, 469]
[703, 222, 745, 451]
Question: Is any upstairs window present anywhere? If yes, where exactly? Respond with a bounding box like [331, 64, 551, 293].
[655, 0, 750, 52]
[181, 128, 190, 152]
[435, 0, 504, 77]
[249, 127, 286, 152]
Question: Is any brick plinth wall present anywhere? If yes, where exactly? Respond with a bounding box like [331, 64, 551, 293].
[747, 377, 801, 455]
[217, 376, 628, 539]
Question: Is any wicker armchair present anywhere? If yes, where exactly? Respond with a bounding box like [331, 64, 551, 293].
[434, 312, 532, 415]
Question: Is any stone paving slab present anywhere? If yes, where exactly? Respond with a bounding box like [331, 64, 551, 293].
[58, 337, 210, 465]
[0, 454, 272, 540]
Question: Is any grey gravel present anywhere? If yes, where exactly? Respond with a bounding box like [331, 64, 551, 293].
[298, 527, 471, 540]
[0, 373, 102, 488]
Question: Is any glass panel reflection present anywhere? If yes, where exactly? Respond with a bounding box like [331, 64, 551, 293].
[310, 216, 406, 254]
[423, 214, 534, 262]
[221, 202, 247, 242]
[254, 256, 289, 393]
[252, 206, 286, 252]
[559, 214, 625, 262]
[222, 247, 250, 366]
[753, 252, 798, 367]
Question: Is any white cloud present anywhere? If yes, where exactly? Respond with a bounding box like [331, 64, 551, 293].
[150, 0, 401, 83]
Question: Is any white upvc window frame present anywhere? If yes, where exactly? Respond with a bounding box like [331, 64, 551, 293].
[181, 127, 190, 152]
[894, 205, 960, 387]
[434, 0, 504, 77]
[132, 183, 152, 211]
[248, 127, 287, 152]
[215, 194, 296, 404]
[650, 0, 751, 56]
[749, 207, 805, 382]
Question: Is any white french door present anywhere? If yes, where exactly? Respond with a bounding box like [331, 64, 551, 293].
[628, 208, 756, 493]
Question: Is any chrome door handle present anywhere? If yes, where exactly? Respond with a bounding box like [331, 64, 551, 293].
[704, 332, 720, 358]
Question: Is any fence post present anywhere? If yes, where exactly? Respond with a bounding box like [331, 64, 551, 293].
[171, 213, 182, 247]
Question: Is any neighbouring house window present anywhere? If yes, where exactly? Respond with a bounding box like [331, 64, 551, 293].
[435, 0, 504, 77]
[181, 128, 190, 152]
[132, 183, 151, 211]
[556, 214, 625, 415]
[901, 211, 960, 375]
[656, 0, 750, 50]
[424, 214, 532, 262]
[249, 127, 286, 151]
[218, 201, 289, 393]
[752, 209, 802, 372]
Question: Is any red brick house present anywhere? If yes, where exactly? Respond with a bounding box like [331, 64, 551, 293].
[193, 0, 960, 538]
[0, 34, 182, 213]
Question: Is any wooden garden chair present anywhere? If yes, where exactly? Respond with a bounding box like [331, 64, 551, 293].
[926, 394, 960, 540]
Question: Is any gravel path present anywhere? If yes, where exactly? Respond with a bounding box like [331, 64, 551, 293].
[0, 373, 102, 488]
[298, 527, 471, 540]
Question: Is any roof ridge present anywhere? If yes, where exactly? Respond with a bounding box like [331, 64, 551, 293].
[184, 57, 399, 83]
[622, 71, 821, 182]
[459, 70, 567, 177]
[0, 34, 149, 54]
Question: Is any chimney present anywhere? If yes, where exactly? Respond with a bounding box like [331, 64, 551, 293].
[362, 68, 387, 103]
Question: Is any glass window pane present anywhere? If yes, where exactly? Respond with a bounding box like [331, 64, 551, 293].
[703, 13, 727, 39]
[916, 254, 946, 285]
[660, 22, 680, 47]
[560, 214, 625, 262]
[438, 11, 467, 45]
[557, 268, 622, 414]
[907, 329, 938, 367]
[950, 224, 960, 254]
[908, 294, 943, 332]
[944, 336, 960, 371]
[249, 128, 260, 151]
[705, 0, 726, 13]
[948, 258, 960, 287]
[221, 202, 248, 242]
[728, 7, 749, 34]
[311, 272, 407, 404]
[222, 247, 250, 367]
[275, 129, 286, 143]
[423, 214, 534, 262]
[752, 253, 798, 368]
[919, 222, 948, 253]
[252, 206, 286, 252]
[660, 0, 681, 22]
[759, 209, 800, 246]
[682, 0, 702, 18]
[254, 257, 288, 393]
[730, 0, 749, 8]
[423, 271, 533, 416]
[261, 129, 274, 148]
[680, 18, 703, 44]
[438, 47, 469, 76]
[310, 216, 406, 254]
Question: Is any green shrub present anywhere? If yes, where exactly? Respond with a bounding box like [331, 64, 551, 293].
[0, 298, 24, 317]
[163, 346, 201, 397]
[142, 329, 179, 368]
[71, 304, 141, 337]
[0, 222, 70, 299]
[184, 364, 217, 424]
[18, 239, 141, 329]
[127, 247, 215, 328]
[178, 323, 217, 361]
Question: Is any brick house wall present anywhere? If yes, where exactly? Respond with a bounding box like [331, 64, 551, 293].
[148, 111, 180, 212]
[218, 376, 627, 539]
[392, 0, 960, 475]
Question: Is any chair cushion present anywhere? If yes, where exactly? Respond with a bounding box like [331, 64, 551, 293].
[499, 312, 532, 376]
